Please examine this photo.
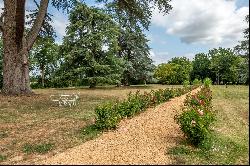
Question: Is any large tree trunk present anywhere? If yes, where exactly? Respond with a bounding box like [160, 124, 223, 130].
[1, 0, 32, 95]
[1, 0, 49, 95]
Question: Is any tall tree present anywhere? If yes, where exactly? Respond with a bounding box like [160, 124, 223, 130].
[209, 47, 240, 84]
[191, 53, 213, 81]
[29, 37, 59, 87]
[61, 3, 124, 88]
[154, 63, 179, 84]
[118, 28, 154, 85]
[0, 0, 172, 95]
[234, 14, 249, 84]
[168, 57, 193, 84]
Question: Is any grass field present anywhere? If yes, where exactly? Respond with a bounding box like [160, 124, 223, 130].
[0, 85, 248, 164]
[168, 85, 249, 165]
[0, 84, 181, 164]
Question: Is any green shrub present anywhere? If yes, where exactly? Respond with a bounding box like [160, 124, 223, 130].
[175, 87, 215, 148]
[183, 80, 190, 88]
[95, 87, 194, 130]
[95, 102, 121, 130]
[203, 78, 212, 87]
[192, 78, 202, 86]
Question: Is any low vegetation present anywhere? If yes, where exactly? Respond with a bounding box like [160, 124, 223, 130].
[175, 85, 215, 148]
[95, 86, 197, 130]
[169, 85, 249, 165]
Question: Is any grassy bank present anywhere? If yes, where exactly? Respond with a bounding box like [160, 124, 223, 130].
[168, 85, 249, 165]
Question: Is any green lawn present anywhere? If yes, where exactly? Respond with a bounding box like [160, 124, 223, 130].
[0, 84, 181, 164]
[168, 85, 249, 165]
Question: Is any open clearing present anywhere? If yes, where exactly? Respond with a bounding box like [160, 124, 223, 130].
[0, 84, 181, 164]
[0, 85, 248, 165]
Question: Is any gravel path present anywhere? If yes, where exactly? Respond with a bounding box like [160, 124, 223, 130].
[38, 88, 200, 165]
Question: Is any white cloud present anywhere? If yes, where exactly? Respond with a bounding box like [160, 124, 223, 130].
[152, 0, 249, 47]
[150, 50, 170, 65]
[52, 13, 69, 41]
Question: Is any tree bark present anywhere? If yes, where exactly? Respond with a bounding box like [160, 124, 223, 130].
[1, 0, 49, 95]
[41, 65, 45, 88]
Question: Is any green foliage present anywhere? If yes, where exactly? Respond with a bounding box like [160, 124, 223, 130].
[168, 133, 248, 165]
[154, 63, 179, 84]
[22, 143, 54, 154]
[191, 53, 214, 81]
[203, 78, 212, 88]
[175, 87, 215, 148]
[154, 57, 193, 85]
[29, 37, 60, 88]
[95, 102, 122, 130]
[183, 80, 190, 88]
[100, 0, 172, 30]
[192, 79, 202, 86]
[169, 57, 193, 84]
[60, 4, 124, 88]
[209, 47, 240, 84]
[118, 27, 155, 85]
[95, 86, 194, 130]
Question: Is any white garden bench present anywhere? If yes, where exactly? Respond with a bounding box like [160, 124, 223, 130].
[50, 92, 80, 107]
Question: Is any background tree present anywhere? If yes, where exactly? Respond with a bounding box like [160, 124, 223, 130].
[29, 37, 59, 88]
[0, 0, 172, 95]
[191, 53, 214, 81]
[234, 15, 249, 58]
[154, 63, 179, 84]
[168, 57, 193, 84]
[118, 28, 154, 85]
[61, 3, 124, 88]
[209, 47, 240, 84]
[234, 14, 249, 84]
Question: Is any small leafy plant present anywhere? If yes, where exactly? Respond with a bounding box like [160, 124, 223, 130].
[183, 80, 190, 88]
[203, 77, 212, 87]
[192, 78, 202, 86]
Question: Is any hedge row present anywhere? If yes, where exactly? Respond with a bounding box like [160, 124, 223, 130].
[175, 83, 215, 148]
[95, 85, 198, 130]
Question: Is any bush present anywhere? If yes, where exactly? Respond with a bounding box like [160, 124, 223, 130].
[203, 78, 212, 87]
[175, 87, 215, 148]
[95, 86, 195, 130]
[95, 102, 121, 130]
[192, 78, 202, 86]
[183, 80, 190, 88]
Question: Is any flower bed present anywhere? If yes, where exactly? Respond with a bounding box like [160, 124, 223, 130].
[175, 84, 215, 148]
[95, 85, 198, 130]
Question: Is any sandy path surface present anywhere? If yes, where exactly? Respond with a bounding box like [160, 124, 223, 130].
[37, 88, 200, 165]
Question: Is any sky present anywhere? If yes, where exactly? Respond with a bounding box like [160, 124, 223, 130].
[0, 0, 249, 65]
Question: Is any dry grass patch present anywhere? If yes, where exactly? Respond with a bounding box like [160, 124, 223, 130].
[0, 84, 178, 164]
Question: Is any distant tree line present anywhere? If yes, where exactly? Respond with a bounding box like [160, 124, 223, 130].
[154, 47, 248, 85]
